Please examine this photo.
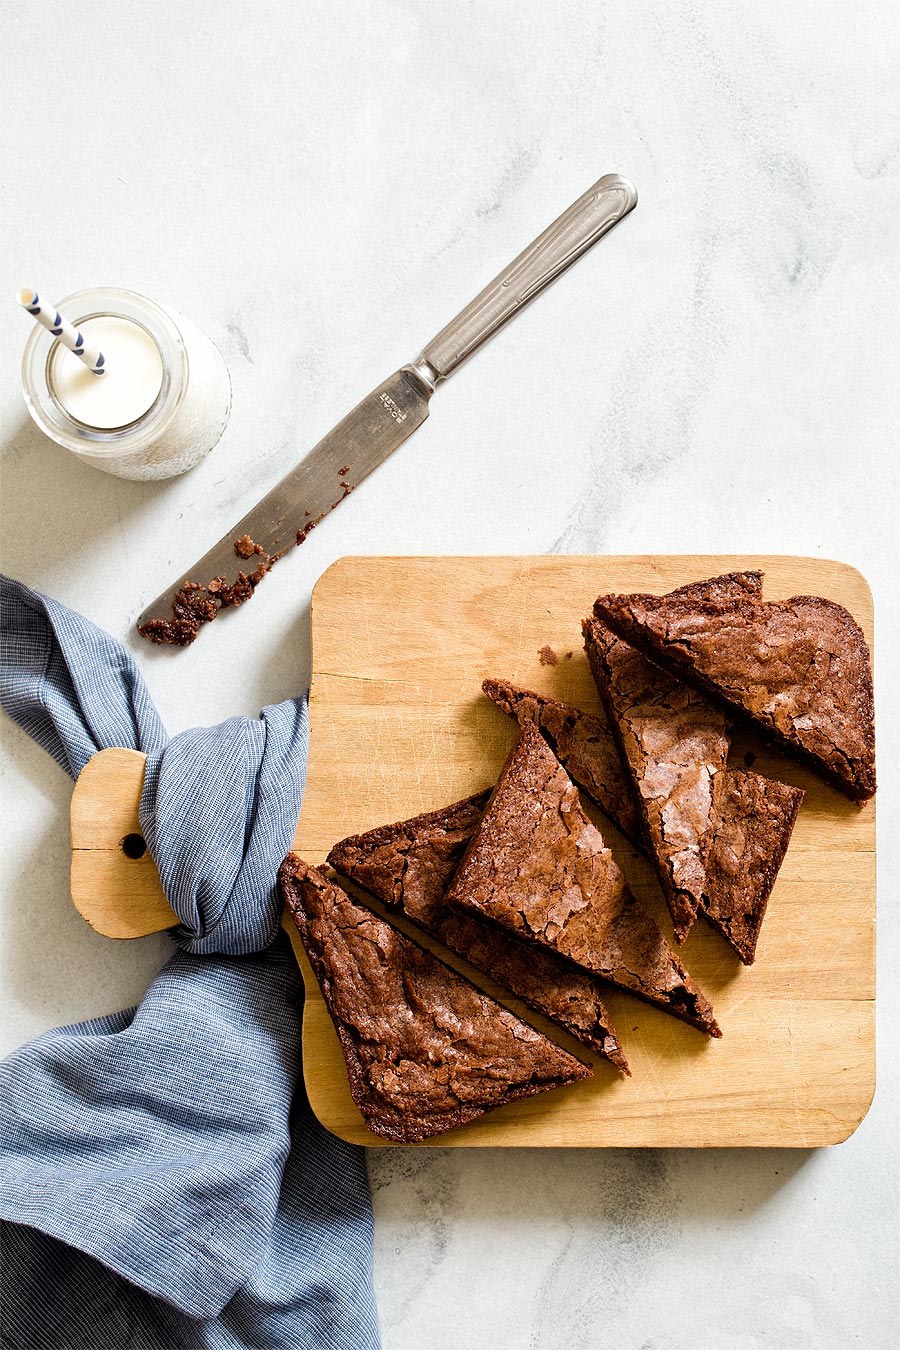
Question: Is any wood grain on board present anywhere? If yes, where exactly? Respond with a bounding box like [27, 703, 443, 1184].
[70, 556, 876, 1149]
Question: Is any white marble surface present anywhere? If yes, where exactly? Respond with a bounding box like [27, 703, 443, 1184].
[1, 3, 898, 1346]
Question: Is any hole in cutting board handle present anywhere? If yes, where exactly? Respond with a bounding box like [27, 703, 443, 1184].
[121, 833, 147, 860]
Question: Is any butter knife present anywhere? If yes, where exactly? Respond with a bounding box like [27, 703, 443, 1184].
[137, 173, 637, 645]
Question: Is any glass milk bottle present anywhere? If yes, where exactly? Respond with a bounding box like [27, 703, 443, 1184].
[21, 288, 231, 480]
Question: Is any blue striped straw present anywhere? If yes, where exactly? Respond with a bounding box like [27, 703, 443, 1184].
[17, 288, 107, 375]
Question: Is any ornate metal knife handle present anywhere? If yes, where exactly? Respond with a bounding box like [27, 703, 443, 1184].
[414, 173, 637, 385]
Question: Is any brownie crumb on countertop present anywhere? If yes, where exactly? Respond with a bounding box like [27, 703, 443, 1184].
[328, 793, 629, 1070]
[280, 855, 592, 1143]
[538, 645, 559, 666]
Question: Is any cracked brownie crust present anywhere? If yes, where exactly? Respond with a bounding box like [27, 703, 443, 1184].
[584, 616, 730, 944]
[593, 582, 875, 801]
[702, 769, 804, 964]
[280, 855, 593, 1142]
[328, 792, 491, 918]
[481, 677, 642, 845]
[446, 725, 721, 1037]
[328, 795, 629, 1071]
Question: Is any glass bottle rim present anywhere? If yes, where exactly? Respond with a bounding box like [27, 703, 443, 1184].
[21, 287, 189, 457]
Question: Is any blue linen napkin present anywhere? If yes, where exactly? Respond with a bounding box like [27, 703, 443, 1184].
[0, 577, 380, 1350]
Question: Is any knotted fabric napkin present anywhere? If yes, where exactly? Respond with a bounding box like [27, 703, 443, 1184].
[0, 577, 380, 1350]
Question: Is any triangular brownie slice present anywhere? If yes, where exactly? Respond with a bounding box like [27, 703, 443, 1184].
[583, 615, 730, 943]
[482, 577, 765, 846]
[329, 791, 490, 909]
[446, 725, 721, 1037]
[328, 794, 629, 1071]
[280, 856, 592, 1142]
[484, 666, 801, 964]
[593, 581, 875, 801]
[702, 769, 804, 963]
[481, 677, 641, 845]
[584, 573, 804, 959]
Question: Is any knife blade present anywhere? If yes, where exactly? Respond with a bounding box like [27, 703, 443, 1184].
[137, 172, 636, 645]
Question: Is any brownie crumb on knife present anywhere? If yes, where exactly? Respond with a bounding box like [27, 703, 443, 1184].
[137, 535, 272, 646]
[136, 580, 220, 646]
[280, 856, 593, 1143]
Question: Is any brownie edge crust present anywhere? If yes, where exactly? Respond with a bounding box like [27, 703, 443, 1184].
[328, 793, 629, 1070]
[593, 587, 875, 801]
[280, 855, 592, 1143]
[446, 726, 722, 1038]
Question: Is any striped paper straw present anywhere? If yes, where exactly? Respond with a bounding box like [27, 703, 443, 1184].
[17, 288, 107, 375]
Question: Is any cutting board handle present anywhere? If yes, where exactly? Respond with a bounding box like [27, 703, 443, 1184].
[71, 748, 178, 938]
[70, 749, 305, 948]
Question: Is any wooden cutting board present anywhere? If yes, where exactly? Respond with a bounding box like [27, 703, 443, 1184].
[70, 555, 876, 1148]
